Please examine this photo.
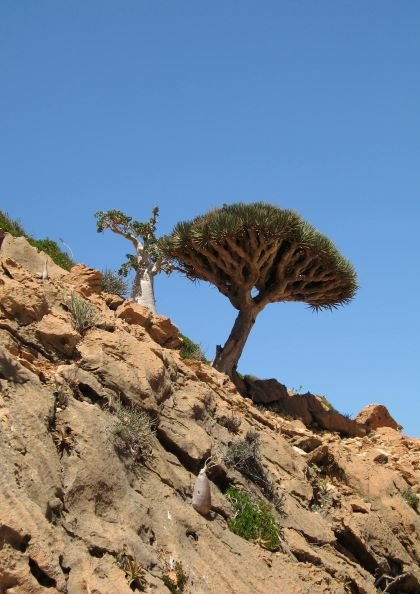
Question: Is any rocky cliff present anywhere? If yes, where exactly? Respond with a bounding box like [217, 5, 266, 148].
[0, 234, 419, 594]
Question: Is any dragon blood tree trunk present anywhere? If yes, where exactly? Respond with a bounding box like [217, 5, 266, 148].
[213, 305, 262, 377]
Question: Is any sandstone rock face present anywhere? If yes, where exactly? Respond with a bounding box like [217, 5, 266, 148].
[0, 233, 68, 280]
[244, 378, 369, 437]
[76, 328, 175, 409]
[0, 259, 49, 325]
[35, 314, 80, 356]
[355, 404, 401, 430]
[0, 238, 419, 594]
[312, 410, 368, 437]
[117, 301, 182, 349]
[65, 264, 102, 297]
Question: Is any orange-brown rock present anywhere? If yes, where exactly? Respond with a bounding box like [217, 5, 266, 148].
[65, 264, 102, 297]
[244, 376, 289, 404]
[102, 291, 125, 310]
[355, 403, 401, 431]
[117, 301, 182, 349]
[312, 410, 368, 437]
[148, 313, 182, 349]
[116, 301, 153, 327]
[35, 314, 80, 356]
[0, 260, 48, 325]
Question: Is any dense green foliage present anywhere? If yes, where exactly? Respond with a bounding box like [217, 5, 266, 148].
[225, 487, 281, 552]
[0, 210, 74, 270]
[162, 201, 358, 310]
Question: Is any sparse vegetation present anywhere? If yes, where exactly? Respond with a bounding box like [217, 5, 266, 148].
[110, 397, 155, 472]
[159, 550, 189, 594]
[180, 334, 208, 362]
[403, 488, 418, 512]
[66, 293, 98, 333]
[0, 210, 74, 270]
[101, 268, 128, 298]
[162, 561, 188, 593]
[243, 373, 260, 383]
[224, 431, 275, 501]
[192, 392, 216, 421]
[309, 470, 333, 512]
[52, 426, 74, 457]
[218, 413, 242, 434]
[116, 550, 147, 591]
[225, 487, 281, 552]
[317, 394, 337, 412]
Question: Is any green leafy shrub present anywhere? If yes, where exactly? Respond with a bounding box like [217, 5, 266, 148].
[101, 268, 128, 298]
[66, 293, 98, 333]
[226, 487, 281, 552]
[179, 334, 207, 362]
[403, 488, 418, 512]
[317, 394, 337, 412]
[0, 210, 74, 270]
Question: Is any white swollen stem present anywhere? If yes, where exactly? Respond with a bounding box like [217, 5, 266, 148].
[192, 457, 215, 515]
[41, 259, 49, 281]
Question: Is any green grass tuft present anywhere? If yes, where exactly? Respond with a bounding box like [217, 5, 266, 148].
[0, 210, 74, 270]
[226, 487, 281, 552]
[403, 488, 418, 512]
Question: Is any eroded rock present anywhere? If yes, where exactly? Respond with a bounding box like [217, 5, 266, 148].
[355, 404, 401, 431]
[66, 264, 102, 297]
[36, 314, 80, 356]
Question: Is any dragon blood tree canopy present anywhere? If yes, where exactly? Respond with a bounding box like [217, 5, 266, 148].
[161, 202, 358, 375]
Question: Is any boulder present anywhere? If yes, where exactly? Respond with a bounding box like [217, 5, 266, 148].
[244, 377, 289, 404]
[116, 302, 182, 349]
[312, 410, 368, 437]
[35, 314, 80, 356]
[116, 301, 153, 327]
[355, 404, 401, 431]
[103, 292, 125, 310]
[0, 261, 48, 325]
[148, 314, 182, 349]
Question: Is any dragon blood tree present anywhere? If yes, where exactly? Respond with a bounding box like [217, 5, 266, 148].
[95, 208, 171, 313]
[161, 202, 358, 377]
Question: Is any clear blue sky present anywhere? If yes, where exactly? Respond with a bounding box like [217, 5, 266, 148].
[1, 1, 419, 436]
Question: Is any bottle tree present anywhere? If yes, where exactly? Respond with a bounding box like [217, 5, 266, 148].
[161, 202, 358, 377]
[95, 207, 171, 313]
